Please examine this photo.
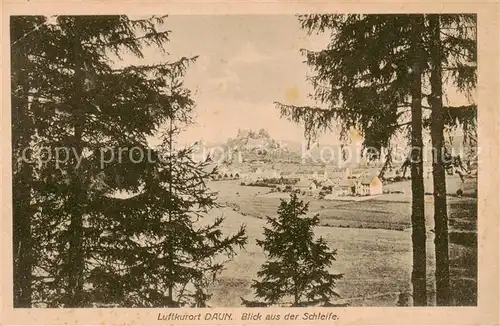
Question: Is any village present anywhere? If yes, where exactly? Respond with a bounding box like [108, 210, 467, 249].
[208, 164, 421, 199]
[203, 151, 478, 202]
[194, 126, 477, 201]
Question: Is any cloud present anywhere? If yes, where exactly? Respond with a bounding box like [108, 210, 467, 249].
[185, 54, 240, 95]
[227, 41, 272, 66]
[195, 42, 273, 96]
[205, 66, 241, 93]
[186, 41, 295, 100]
[177, 96, 342, 146]
[194, 54, 211, 72]
[178, 98, 300, 144]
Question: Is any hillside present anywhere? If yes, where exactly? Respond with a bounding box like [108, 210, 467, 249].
[202, 129, 305, 165]
[198, 129, 350, 166]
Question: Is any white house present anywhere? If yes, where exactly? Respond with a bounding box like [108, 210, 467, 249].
[331, 168, 350, 180]
[314, 169, 329, 181]
[230, 168, 242, 179]
[250, 167, 264, 175]
[213, 167, 225, 180]
[263, 169, 280, 179]
[243, 174, 262, 184]
[339, 179, 356, 196]
[295, 178, 317, 192]
[356, 175, 383, 196]
[294, 171, 314, 180]
[280, 171, 296, 179]
[321, 179, 336, 188]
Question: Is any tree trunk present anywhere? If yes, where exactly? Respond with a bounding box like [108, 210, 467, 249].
[67, 19, 86, 307]
[428, 14, 451, 306]
[378, 148, 393, 180]
[409, 15, 427, 307]
[168, 116, 174, 304]
[12, 157, 33, 308]
[11, 17, 33, 308]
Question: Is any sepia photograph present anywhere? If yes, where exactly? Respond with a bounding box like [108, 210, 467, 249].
[2, 5, 498, 325]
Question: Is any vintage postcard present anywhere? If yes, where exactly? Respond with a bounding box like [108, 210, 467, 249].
[1, 1, 499, 325]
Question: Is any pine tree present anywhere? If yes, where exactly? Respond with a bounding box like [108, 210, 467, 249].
[428, 14, 450, 306]
[277, 14, 429, 305]
[11, 15, 247, 308]
[426, 14, 477, 306]
[252, 194, 342, 307]
[11, 16, 38, 308]
[276, 14, 476, 306]
[408, 14, 427, 306]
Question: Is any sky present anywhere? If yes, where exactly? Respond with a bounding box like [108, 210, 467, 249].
[131, 15, 335, 147]
[126, 15, 474, 148]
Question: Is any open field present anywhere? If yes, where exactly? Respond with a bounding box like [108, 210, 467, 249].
[208, 180, 477, 231]
[384, 176, 478, 197]
[201, 207, 476, 307]
[205, 180, 477, 306]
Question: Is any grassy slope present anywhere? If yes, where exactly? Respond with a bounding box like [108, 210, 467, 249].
[205, 180, 477, 307]
[201, 207, 414, 307]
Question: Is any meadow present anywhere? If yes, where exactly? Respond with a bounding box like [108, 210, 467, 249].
[204, 180, 477, 307]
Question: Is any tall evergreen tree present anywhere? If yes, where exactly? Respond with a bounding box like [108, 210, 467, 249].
[11, 16, 38, 308]
[408, 14, 427, 306]
[11, 15, 247, 308]
[251, 194, 342, 307]
[277, 14, 477, 305]
[277, 14, 429, 305]
[428, 14, 449, 306]
[426, 14, 477, 306]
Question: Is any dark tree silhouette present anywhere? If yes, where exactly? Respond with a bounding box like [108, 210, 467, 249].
[251, 194, 343, 307]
